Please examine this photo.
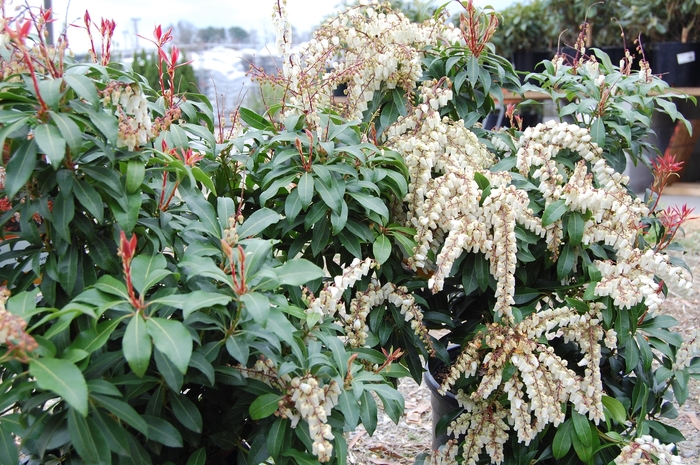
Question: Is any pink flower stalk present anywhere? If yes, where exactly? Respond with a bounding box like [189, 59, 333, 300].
[118, 231, 144, 310]
[656, 204, 697, 252]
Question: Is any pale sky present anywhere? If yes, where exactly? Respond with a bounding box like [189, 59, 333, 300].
[15, 0, 516, 53]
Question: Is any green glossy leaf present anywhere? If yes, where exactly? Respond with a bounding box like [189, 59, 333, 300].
[146, 317, 192, 374]
[125, 159, 145, 194]
[185, 194, 220, 238]
[154, 348, 183, 392]
[34, 123, 66, 169]
[30, 358, 88, 416]
[124, 314, 152, 377]
[91, 409, 130, 457]
[170, 393, 203, 433]
[338, 389, 359, 430]
[237, 208, 282, 238]
[372, 234, 391, 265]
[177, 291, 232, 319]
[348, 191, 389, 222]
[571, 410, 592, 449]
[552, 419, 572, 459]
[590, 117, 605, 149]
[49, 111, 82, 153]
[602, 395, 627, 425]
[91, 393, 149, 436]
[556, 244, 576, 281]
[275, 259, 324, 286]
[5, 139, 37, 199]
[70, 318, 120, 353]
[142, 415, 183, 448]
[0, 421, 18, 465]
[186, 448, 206, 465]
[65, 74, 100, 106]
[359, 390, 378, 436]
[285, 188, 303, 223]
[315, 179, 342, 214]
[567, 211, 584, 246]
[74, 179, 104, 223]
[239, 107, 273, 130]
[267, 417, 288, 459]
[240, 292, 270, 326]
[90, 111, 119, 144]
[226, 334, 250, 364]
[298, 172, 314, 208]
[67, 408, 111, 465]
[130, 254, 170, 296]
[542, 199, 567, 227]
[250, 393, 283, 420]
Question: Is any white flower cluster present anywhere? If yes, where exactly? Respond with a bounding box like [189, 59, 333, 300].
[238, 357, 342, 462]
[271, 0, 292, 71]
[427, 439, 459, 465]
[672, 329, 700, 372]
[448, 394, 509, 465]
[304, 257, 374, 317]
[438, 304, 609, 461]
[104, 82, 153, 151]
[276, 2, 451, 125]
[386, 79, 494, 276]
[341, 280, 433, 354]
[614, 435, 682, 465]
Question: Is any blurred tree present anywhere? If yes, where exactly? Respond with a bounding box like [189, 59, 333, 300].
[229, 26, 250, 43]
[170, 20, 198, 45]
[198, 26, 227, 43]
[131, 49, 199, 95]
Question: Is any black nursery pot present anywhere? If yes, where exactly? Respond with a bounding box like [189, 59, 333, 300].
[423, 347, 461, 450]
[650, 42, 700, 87]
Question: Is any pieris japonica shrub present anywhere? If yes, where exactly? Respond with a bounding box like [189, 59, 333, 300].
[0, 0, 697, 464]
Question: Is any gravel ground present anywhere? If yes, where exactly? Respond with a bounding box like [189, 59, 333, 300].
[348, 219, 700, 465]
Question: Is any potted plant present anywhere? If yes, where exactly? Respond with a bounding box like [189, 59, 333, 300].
[0, 4, 409, 464]
[0, 2, 697, 465]
[492, 0, 555, 80]
[622, 0, 700, 86]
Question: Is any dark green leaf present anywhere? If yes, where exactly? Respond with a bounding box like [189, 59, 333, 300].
[567, 211, 584, 246]
[275, 259, 324, 286]
[125, 159, 145, 194]
[65, 74, 100, 106]
[590, 117, 605, 149]
[146, 317, 193, 374]
[226, 334, 250, 364]
[237, 208, 282, 238]
[373, 234, 391, 265]
[34, 123, 66, 169]
[130, 254, 170, 296]
[552, 418, 572, 459]
[142, 415, 183, 448]
[185, 194, 220, 238]
[124, 314, 152, 378]
[241, 292, 271, 326]
[359, 390, 378, 436]
[556, 244, 576, 281]
[239, 107, 273, 130]
[298, 172, 314, 209]
[602, 395, 627, 425]
[542, 199, 567, 227]
[170, 393, 203, 433]
[30, 358, 88, 416]
[0, 421, 18, 465]
[250, 393, 283, 420]
[186, 448, 206, 465]
[267, 417, 288, 459]
[348, 192, 389, 222]
[5, 139, 37, 199]
[91, 393, 149, 436]
[49, 111, 82, 153]
[67, 408, 111, 465]
[338, 389, 359, 430]
[74, 179, 104, 223]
